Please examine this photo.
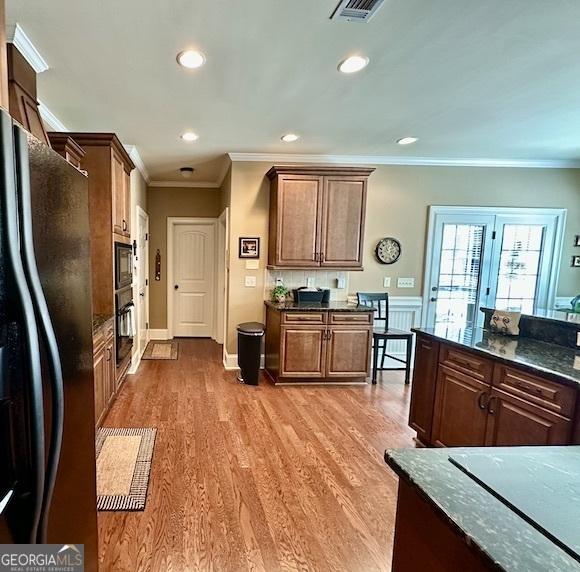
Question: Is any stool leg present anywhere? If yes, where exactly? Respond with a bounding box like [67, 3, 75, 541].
[372, 337, 379, 384]
[404, 338, 412, 384]
[380, 338, 387, 369]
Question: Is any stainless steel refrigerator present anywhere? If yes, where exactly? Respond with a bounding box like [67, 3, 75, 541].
[0, 110, 98, 569]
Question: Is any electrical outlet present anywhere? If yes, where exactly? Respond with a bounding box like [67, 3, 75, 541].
[575, 355, 580, 370]
[275, 277, 284, 286]
[577, 332, 580, 347]
[245, 275, 257, 287]
[383, 277, 391, 288]
[397, 277, 415, 288]
[337, 277, 346, 289]
[306, 276, 315, 288]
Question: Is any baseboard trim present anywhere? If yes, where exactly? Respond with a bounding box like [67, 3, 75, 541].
[149, 329, 170, 340]
[223, 351, 265, 370]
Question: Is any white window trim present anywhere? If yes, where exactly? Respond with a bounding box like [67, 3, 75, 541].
[421, 206, 567, 327]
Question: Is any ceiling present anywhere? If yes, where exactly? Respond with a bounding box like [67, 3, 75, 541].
[7, 0, 580, 183]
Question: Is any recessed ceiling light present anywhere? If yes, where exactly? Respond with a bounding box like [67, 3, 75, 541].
[180, 167, 194, 178]
[397, 137, 419, 146]
[281, 133, 300, 143]
[181, 131, 199, 142]
[338, 55, 369, 74]
[176, 50, 206, 69]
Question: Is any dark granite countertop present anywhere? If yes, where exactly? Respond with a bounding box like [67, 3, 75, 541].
[385, 447, 580, 572]
[264, 300, 374, 312]
[412, 325, 580, 388]
[92, 313, 114, 333]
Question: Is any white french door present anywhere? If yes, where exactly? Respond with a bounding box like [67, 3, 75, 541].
[425, 208, 566, 327]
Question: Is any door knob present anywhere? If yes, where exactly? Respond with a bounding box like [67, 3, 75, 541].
[174, 285, 179, 290]
[139, 292, 145, 297]
[430, 297, 437, 302]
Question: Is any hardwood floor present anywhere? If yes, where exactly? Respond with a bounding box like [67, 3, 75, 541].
[98, 339, 415, 572]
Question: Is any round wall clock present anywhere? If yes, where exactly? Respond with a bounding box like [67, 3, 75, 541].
[375, 237, 401, 264]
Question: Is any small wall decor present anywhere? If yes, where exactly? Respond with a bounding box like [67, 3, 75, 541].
[375, 237, 402, 264]
[574, 235, 580, 247]
[155, 249, 161, 280]
[572, 255, 580, 268]
[239, 237, 260, 259]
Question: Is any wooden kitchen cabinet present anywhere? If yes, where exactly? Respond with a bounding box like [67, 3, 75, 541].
[267, 166, 373, 269]
[47, 132, 85, 170]
[484, 388, 572, 446]
[112, 149, 131, 237]
[280, 326, 327, 378]
[408, 336, 440, 445]
[431, 365, 489, 447]
[265, 305, 373, 383]
[93, 320, 115, 427]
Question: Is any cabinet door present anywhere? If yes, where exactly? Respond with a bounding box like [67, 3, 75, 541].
[93, 346, 106, 426]
[123, 170, 131, 237]
[111, 151, 125, 235]
[408, 336, 440, 445]
[274, 175, 323, 267]
[105, 339, 115, 402]
[325, 327, 372, 378]
[431, 365, 489, 447]
[320, 176, 366, 267]
[280, 326, 326, 378]
[485, 388, 572, 446]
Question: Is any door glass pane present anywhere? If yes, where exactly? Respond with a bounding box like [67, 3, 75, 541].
[495, 225, 544, 313]
[434, 224, 485, 326]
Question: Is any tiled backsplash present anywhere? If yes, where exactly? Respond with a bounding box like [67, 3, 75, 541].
[265, 270, 350, 301]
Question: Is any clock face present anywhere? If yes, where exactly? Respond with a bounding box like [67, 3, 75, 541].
[376, 237, 401, 264]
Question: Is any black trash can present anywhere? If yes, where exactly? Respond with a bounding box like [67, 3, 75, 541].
[237, 322, 265, 385]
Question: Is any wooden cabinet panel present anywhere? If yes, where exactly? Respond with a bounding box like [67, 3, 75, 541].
[485, 388, 572, 446]
[112, 151, 125, 236]
[493, 365, 576, 418]
[326, 327, 372, 378]
[409, 336, 440, 445]
[431, 365, 489, 447]
[123, 170, 131, 237]
[439, 345, 493, 382]
[321, 177, 366, 267]
[281, 312, 326, 325]
[274, 175, 322, 267]
[280, 326, 326, 378]
[93, 347, 106, 425]
[328, 312, 372, 325]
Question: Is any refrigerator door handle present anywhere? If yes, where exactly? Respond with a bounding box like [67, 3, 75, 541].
[0, 111, 45, 543]
[14, 125, 64, 544]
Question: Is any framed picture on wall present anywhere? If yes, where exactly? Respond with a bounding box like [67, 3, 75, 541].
[575, 235, 580, 247]
[572, 255, 580, 268]
[239, 237, 260, 259]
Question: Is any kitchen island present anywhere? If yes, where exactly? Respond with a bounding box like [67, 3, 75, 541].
[385, 446, 580, 571]
[264, 301, 374, 383]
[408, 318, 580, 448]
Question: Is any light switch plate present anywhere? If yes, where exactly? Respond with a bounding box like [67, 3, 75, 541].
[383, 277, 391, 288]
[245, 275, 257, 287]
[245, 259, 259, 270]
[577, 332, 580, 347]
[306, 276, 315, 288]
[397, 277, 415, 288]
[337, 277, 346, 289]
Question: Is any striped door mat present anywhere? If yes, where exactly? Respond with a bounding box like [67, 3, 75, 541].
[96, 427, 157, 511]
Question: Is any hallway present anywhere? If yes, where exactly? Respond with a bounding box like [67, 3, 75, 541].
[98, 339, 415, 572]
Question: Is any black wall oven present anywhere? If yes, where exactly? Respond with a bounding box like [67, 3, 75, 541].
[115, 286, 133, 364]
[114, 242, 132, 290]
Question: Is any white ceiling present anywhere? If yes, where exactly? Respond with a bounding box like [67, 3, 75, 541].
[7, 0, 580, 183]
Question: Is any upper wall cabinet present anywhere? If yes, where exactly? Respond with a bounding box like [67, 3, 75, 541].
[267, 166, 374, 270]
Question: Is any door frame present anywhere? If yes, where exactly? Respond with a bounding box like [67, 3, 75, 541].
[217, 208, 229, 345]
[167, 217, 219, 339]
[422, 206, 567, 327]
[136, 206, 150, 356]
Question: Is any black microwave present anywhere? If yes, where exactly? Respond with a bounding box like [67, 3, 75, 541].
[114, 242, 133, 290]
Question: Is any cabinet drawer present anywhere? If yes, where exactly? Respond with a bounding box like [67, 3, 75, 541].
[281, 312, 326, 325]
[328, 312, 372, 326]
[493, 365, 576, 418]
[440, 345, 493, 382]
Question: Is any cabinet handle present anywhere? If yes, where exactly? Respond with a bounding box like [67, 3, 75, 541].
[320, 252, 325, 263]
[477, 391, 489, 410]
[487, 395, 497, 415]
[122, 219, 127, 231]
[106, 347, 112, 361]
[314, 252, 319, 262]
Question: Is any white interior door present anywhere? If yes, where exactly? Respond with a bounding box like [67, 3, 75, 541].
[137, 208, 149, 356]
[171, 222, 215, 337]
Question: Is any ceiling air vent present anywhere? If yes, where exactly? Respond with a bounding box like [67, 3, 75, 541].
[330, 0, 385, 22]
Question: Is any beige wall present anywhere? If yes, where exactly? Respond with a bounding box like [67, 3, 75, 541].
[147, 186, 222, 329]
[224, 161, 580, 353]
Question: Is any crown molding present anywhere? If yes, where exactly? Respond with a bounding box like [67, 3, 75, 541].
[7, 23, 49, 73]
[227, 153, 580, 169]
[148, 180, 220, 189]
[38, 101, 68, 131]
[124, 145, 150, 183]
